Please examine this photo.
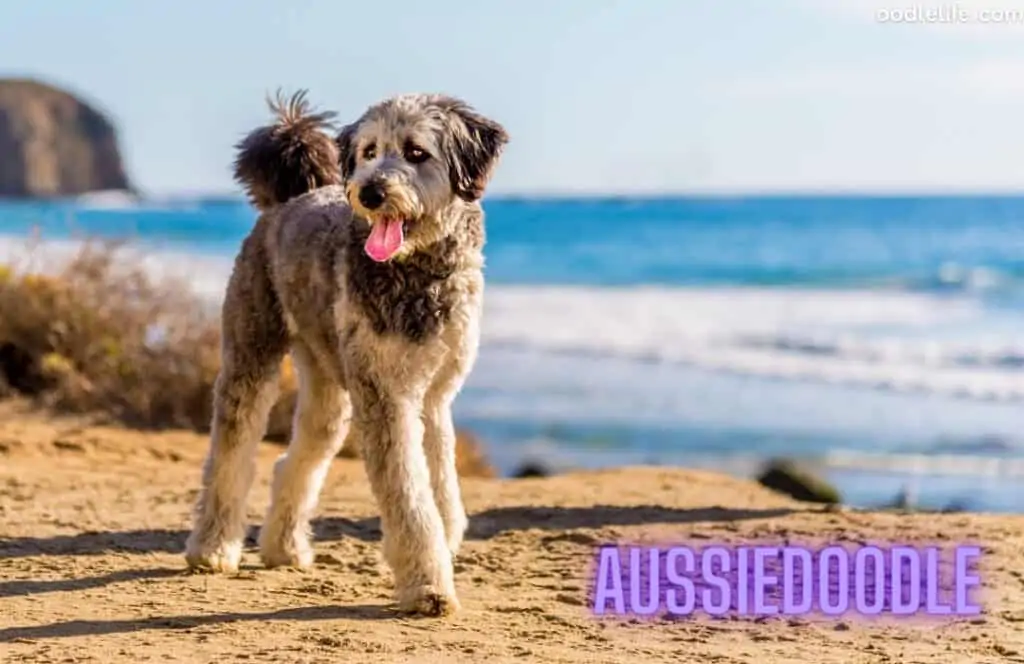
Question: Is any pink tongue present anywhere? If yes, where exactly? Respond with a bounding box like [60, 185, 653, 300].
[364, 219, 405, 262]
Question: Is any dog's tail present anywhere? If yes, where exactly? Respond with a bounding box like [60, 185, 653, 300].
[233, 90, 343, 212]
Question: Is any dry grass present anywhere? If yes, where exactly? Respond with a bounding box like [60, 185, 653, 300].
[0, 238, 494, 476]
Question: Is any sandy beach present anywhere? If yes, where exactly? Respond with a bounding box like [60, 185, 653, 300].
[1, 399, 1022, 664]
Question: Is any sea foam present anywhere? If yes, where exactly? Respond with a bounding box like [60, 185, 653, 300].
[481, 285, 1024, 402]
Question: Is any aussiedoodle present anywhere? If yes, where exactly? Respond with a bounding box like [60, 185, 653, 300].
[183, 90, 508, 616]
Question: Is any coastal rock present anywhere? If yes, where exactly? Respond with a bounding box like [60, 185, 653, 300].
[0, 78, 132, 198]
[512, 461, 555, 478]
[756, 458, 841, 504]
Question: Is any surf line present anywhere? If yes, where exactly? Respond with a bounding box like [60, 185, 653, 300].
[590, 544, 982, 617]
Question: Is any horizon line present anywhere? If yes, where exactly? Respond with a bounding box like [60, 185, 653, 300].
[130, 187, 1024, 201]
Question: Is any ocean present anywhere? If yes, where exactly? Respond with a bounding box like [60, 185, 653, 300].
[2, 193, 1023, 512]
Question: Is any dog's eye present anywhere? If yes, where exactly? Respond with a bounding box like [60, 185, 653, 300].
[362, 144, 377, 160]
[404, 143, 429, 164]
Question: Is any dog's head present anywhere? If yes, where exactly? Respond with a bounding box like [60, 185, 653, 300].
[336, 94, 508, 262]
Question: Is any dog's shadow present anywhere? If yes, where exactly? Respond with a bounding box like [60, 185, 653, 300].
[311, 504, 799, 543]
[0, 505, 798, 561]
[0, 604, 396, 643]
[0, 504, 798, 640]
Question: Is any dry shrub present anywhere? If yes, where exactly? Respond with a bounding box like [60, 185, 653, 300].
[0, 239, 221, 429]
[0, 239, 494, 476]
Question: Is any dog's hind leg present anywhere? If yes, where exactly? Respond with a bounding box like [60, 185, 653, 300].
[259, 341, 351, 569]
[185, 237, 289, 573]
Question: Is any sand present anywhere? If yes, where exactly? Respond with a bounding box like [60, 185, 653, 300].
[2, 399, 1024, 664]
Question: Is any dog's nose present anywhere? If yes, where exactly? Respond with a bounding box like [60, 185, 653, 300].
[358, 183, 386, 210]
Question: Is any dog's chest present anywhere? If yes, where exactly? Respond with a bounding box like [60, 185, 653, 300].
[345, 255, 462, 344]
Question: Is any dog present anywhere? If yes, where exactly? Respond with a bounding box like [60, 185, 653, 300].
[183, 90, 508, 616]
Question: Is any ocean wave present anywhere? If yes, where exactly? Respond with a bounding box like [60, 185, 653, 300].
[48, 191, 226, 212]
[3, 238, 1023, 402]
[71, 190, 143, 210]
[891, 262, 1024, 296]
[0, 234, 234, 302]
[822, 449, 1024, 478]
[734, 334, 1024, 370]
[481, 286, 1024, 402]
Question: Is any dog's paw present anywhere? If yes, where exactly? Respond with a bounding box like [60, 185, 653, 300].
[258, 536, 315, 570]
[184, 538, 243, 573]
[396, 585, 461, 617]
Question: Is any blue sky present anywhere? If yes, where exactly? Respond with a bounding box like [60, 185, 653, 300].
[3, 0, 1024, 195]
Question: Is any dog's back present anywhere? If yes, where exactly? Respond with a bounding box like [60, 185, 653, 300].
[227, 91, 355, 378]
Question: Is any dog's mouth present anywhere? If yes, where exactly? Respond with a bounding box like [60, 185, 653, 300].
[364, 217, 409, 262]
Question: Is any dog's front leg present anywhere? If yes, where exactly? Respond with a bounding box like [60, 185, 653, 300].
[422, 315, 479, 557]
[422, 395, 468, 556]
[350, 371, 457, 616]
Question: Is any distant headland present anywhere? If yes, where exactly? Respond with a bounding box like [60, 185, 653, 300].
[0, 78, 133, 199]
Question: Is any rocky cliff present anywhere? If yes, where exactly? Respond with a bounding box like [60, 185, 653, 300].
[0, 79, 132, 198]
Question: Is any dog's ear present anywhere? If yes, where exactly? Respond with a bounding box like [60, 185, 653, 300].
[336, 122, 358, 180]
[440, 99, 509, 202]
